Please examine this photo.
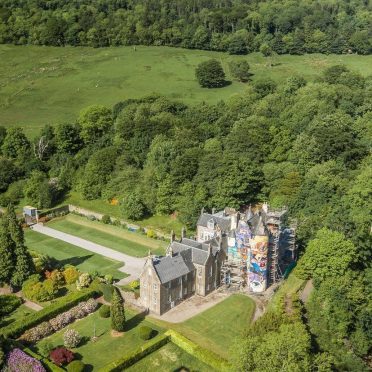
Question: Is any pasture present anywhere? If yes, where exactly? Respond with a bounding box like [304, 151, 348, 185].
[1, 44, 371, 137]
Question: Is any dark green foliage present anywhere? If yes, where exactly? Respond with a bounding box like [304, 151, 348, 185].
[138, 326, 154, 340]
[228, 60, 251, 82]
[100, 283, 114, 302]
[0, 289, 99, 339]
[195, 59, 226, 88]
[252, 78, 277, 97]
[101, 215, 111, 224]
[0, 294, 22, 318]
[111, 287, 125, 332]
[121, 192, 146, 221]
[67, 360, 85, 372]
[0, 217, 15, 284]
[99, 304, 111, 318]
[1, 128, 30, 159]
[0, 158, 20, 193]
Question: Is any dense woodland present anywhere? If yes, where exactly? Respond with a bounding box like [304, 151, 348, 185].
[0, 63, 371, 369]
[0, 0, 371, 54]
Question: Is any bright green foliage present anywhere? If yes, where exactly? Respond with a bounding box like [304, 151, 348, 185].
[99, 304, 111, 318]
[24, 170, 53, 209]
[67, 360, 85, 372]
[296, 228, 357, 282]
[228, 60, 251, 82]
[195, 59, 226, 88]
[138, 326, 154, 340]
[111, 287, 125, 332]
[22, 275, 57, 302]
[78, 105, 113, 144]
[1, 128, 30, 159]
[6, 205, 35, 288]
[55, 123, 82, 154]
[121, 192, 146, 221]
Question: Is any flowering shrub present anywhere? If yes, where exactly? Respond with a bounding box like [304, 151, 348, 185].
[63, 267, 80, 285]
[21, 299, 98, 342]
[63, 329, 81, 348]
[45, 270, 65, 287]
[7, 348, 46, 372]
[22, 274, 57, 302]
[50, 347, 74, 366]
[22, 321, 53, 342]
[76, 273, 91, 290]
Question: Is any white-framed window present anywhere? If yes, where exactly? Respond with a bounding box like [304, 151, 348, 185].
[153, 296, 157, 304]
[198, 267, 202, 277]
[153, 283, 158, 291]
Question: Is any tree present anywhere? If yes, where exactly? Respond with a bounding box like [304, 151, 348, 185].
[111, 287, 125, 332]
[228, 60, 251, 82]
[1, 128, 30, 159]
[296, 228, 358, 282]
[195, 59, 226, 88]
[121, 192, 146, 220]
[0, 217, 15, 284]
[55, 123, 82, 154]
[0, 158, 20, 192]
[6, 205, 35, 288]
[78, 105, 113, 144]
[252, 78, 277, 97]
[24, 170, 53, 209]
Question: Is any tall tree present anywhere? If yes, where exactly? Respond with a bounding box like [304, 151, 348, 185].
[6, 205, 35, 287]
[111, 287, 125, 332]
[0, 217, 15, 284]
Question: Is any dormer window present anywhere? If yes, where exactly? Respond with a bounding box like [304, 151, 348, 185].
[207, 219, 215, 230]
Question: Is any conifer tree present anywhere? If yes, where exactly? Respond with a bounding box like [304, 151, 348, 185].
[111, 287, 125, 332]
[6, 205, 35, 287]
[0, 217, 15, 284]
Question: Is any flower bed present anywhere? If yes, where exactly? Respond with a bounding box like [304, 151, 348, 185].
[7, 348, 46, 372]
[21, 299, 98, 342]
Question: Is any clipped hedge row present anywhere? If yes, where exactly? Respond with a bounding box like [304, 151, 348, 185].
[23, 347, 65, 372]
[165, 330, 229, 371]
[1, 289, 99, 339]
[99, 333, 170, 372]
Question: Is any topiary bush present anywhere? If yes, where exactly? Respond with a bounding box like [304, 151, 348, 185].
[63, 267, 80, 285]
[138, 326, 154, 340]
[67, 360, 85, 372]
[49, 347, 74, 366]
[101, 215, 111, 224]
[99, 304, 110, 318]
[63, 329, 82, 348]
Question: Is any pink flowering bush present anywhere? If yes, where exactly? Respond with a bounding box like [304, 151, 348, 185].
[21, 299, 98, 342]
[63, 329, 82, 348]
[7, 348, 46, 372]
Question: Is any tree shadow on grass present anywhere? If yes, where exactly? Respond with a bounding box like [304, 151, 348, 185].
[124, 309, 149, 332]
[58, 254, 94, 267]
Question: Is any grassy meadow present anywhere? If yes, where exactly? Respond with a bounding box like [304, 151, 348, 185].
[47, 214, 167, 257]
[25, 229, 127, 280]
[1, 44, 371, 137]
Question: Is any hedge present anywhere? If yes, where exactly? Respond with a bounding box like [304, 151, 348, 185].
[1, 289, 99, 339]
[165, 330, 230, 371]
[23, 347, 65, 372]
[99, 333, 170, 372]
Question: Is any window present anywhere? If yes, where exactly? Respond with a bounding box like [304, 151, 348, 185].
[168, 295, 172, 303]
[179, 277, 182, 284]
[207, 283, 210, 291]
[143, 283, 147, 289]
[153, 296, 157, 304]
[210, 266, 213, 277]
[153, 283, 158, 291]
[198, 267, 202, 278]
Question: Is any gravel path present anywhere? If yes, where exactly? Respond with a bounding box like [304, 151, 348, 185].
[15, 292, 43, 311]
[31, 224, 146, 285]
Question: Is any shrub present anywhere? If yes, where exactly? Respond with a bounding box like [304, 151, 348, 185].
[111, 287, 125, 332]
[138, 326, 154, 340]
[99, 304, 111, 318]
[7, 348, 46, 372]
[146, 229, 156, 239]
[64, 329, 81, 348]
[76, 273, 91, 290]
[67, 360, 85, 372]
[63, 267, 80, 285]
[0, 295, 22, 318]
[104, 274, 113, 284]
[22, 275, 57, 302]
[101, 283, 113, 302]
[101, 215, 111, 224]
[1, 289, 99, 339]
[195, 59, 226, 88]
[50, 347, 74, 366]
[129, 280, 140, 290]
[46, 270, 65, 287]
[22, 321, 54, 342]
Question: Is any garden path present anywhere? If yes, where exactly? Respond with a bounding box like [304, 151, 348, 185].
[14, 292, 43, 311]
[30, 224, 146, 285]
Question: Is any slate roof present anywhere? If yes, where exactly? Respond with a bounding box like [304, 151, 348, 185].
[197, 212, 231, 232]
[152, 236, 221, 283]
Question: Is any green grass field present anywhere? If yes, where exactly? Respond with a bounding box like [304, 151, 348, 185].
[152, 294, 255, 358]
[0, 304, 35, 328]
[61, 191, 185, 234]
[25, 230, 127, 280]
[47, 214, 166, 257]
[126, 342, 212, 372]
[1, 44, 371, 137]
[36, 308, 164, 370]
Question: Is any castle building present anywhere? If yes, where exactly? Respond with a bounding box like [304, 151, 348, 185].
[139, 204, 296, 315]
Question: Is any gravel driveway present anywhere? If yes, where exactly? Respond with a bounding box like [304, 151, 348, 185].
[31, 224, 146, 285]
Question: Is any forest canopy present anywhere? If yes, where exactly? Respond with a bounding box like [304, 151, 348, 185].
[0, 0, 370, 54]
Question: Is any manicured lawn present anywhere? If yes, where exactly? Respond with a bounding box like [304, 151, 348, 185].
[47, 215, 166, 257]
[153, 294, 255, 359]
[25, 230, 127, 280]
[36, 308, 164, 370]
[126, 342, 212, 372]
[0, 304, 35, 328]
[1, 44, 371, 137]
[61, 191, 185, 234]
